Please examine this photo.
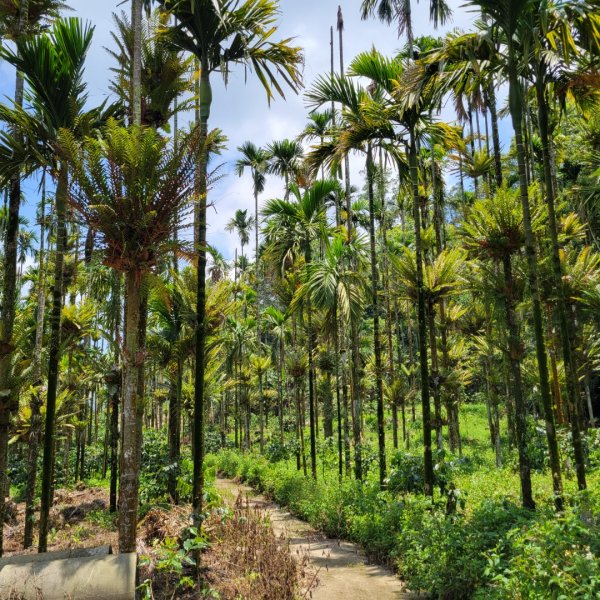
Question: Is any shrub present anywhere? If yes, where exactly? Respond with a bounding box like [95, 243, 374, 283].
[396, 497, 530, 599]
[484, 495, 600, 599]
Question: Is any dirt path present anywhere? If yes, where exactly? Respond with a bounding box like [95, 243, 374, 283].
[215, 478, 413, 600]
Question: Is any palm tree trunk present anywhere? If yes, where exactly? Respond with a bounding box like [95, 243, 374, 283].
[366, 148, 386, 487]
[502, 255, 535, 509]
[192, 60, 211, 527]
[486, 83, 502, 189]
[109, 375, 120, 513]
[535, 76, 586, 491]
[109, 273, 121, 514]
[234, 364, 239, 449]
[507, 48, 564, 511]
[131, 0, 142, 127]
[338, 8, 362, 481]
[305, 251, 318, 480]
[168, 357, 182, 503]
[428, 304, 444, 452]
[118, 269, 142, 552]
[254, 188, 265, 452]
[381, 217, 398, 449]
[38, 166, 68, 552]
[258, 369, 265, 451]
[395, 301, 408, 447]
[278, 338, 285, 440]
[0, 6, 27, 553]
[584, 373, 595, 427]
[403, 0, 414, 53]
[408, 132, 434, 496]
[23, 176, 47, 548]
[334, 307, 343, 479]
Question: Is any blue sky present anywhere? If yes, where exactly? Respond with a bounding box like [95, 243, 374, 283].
[1, 0, 513, 264]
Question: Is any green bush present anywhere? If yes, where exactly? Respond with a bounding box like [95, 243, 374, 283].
[484, 495, 600, 599]
[395, 497, 530, 599]
[211, 449, 600, 600]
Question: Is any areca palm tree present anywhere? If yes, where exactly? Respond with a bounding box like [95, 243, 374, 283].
[299, 110, 333, 180]
[0, 17, 116, 552]
[226, 209, 255, 268]
[60, 119, 201, 552]
[466, 0, 570, 511]
[107, 10, 193, 129]
[306, 47, 460, 490]
[360, 0, 451, 53]
[266, 138, 304, 198]
[263, 179, 338, 479]
[207, 244, 230, 283]
[157, 0, 302, 522]
[148, 272, 193, 503]
[296, 233, 369, 478]
[392, 247, 466, 452]
[263, 305, 288, 439]
[235, 142, 269, 444]
[520, 0, 599, 492]
[305, 60, 403, 486]
[459, 188, 546, 509]
[0, 0, 66, 555]
[299, 110, 333, 145]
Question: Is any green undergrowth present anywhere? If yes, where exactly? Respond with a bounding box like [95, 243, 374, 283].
[207, 444, 600, 599]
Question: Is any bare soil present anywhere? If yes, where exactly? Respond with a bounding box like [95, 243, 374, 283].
[3, 486, 118, 556]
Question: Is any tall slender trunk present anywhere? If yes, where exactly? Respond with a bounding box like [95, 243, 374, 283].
[305, 249, 317, 480]
[403, 0, 414, 53]
[323, 368, 334, 438]
[131, 0, 142, 127]
[118, 269, 142, 552]
[0, 6, 27, 554]
[382, 223, 398, 449]
[258, 369, 265, 451]
[254, 186, 265, 452]
[334, 306, 343, 479]
[408, 132, 434, 497]
[507, 48, 563, 511]
[366, 148, 386, 487]
[23, 177, 47, 549]
[192, 61, 211, 526]
[467, 101, 479, 198]
[168, 356, 182, 503]
[502, 255, 535, 510]
[428, 304, 444, 451]
[395, 302, 408, 447]
[338, 7, 362, 480]
[535, 75, 586, 491]
[38, 167, 68, 552]
[278, 337, 285, 439]
[109, 273, 121, 514]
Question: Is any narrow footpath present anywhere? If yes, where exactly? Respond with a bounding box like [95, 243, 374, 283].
[215, 478, 414, 600]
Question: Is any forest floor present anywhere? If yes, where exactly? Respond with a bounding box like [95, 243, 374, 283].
[215, 476, 415, 600]
[2, 483, 311, 599]
[2, 485, 117, 556]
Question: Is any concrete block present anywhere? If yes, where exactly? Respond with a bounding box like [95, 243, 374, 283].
[0, 551, 136, 599]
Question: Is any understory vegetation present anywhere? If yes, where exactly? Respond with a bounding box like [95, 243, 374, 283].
[210, 407, 600, 599]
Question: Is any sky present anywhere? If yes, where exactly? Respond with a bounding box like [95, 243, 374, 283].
[1, 0, 512, 264]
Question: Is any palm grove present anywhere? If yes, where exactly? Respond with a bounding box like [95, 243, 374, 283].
[0, 0, 598, 575]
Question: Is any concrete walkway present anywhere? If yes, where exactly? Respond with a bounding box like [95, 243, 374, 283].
[215, 478, 414, 600]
